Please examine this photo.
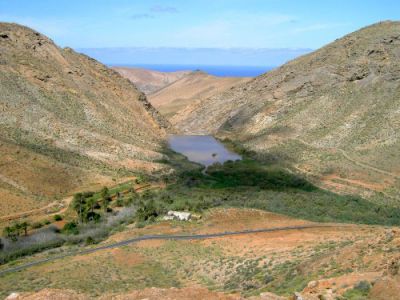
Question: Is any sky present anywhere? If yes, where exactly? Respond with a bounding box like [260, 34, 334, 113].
[1, 0, 399, 66]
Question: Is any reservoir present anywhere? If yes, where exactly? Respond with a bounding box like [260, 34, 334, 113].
[168, 135, 242, 167]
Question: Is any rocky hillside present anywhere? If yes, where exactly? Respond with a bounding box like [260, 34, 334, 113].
[0, 23, 170, 216]
[112, 67, 190, 94]
[149, 71, 249, 119]
[174, 21, 400, 199]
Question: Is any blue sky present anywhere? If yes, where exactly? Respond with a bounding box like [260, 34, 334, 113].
[1, 0, 398, 49]
[1, 1, 398, 66]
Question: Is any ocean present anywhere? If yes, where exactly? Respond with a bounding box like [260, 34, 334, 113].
[111, 64, 275, 77]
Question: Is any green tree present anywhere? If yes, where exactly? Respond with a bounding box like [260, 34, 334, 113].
[100, 187, 111, 213]
[3, 226, 17, 241]
[14, 223, 23, 237]
[100, 186, 109, 200]
[62, 221, 79, 235]
[20, 221, 29, 236]
[86, 197, 97, 214]
[136, 199, 159, 222]
[72, 193, 86, 223]
[102, 196, 110, 212]
[126, 187, 139, 206]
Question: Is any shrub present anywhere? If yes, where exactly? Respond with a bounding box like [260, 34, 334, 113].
[135, 221, 145, 228]
[31, 222, 43, 229]
[343, 280, 371, 299]
[124, 196, 134, 206]
[53, 214, 63, 221]
[115, 197, 124, 207]
[85, 211, 101, 223]
[354, 280, 371, 293]
[264, 273, 274, 284]
[62, 221, 79, 235]
[82, 191, 95, 198]
[85, 236, 95, 245]
[136, 199, 160, 222]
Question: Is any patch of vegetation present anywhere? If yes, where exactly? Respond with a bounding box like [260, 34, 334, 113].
[267, 260, 310, 296]
[0, 180, 141, 264]
[205, 159, 315, 191]
[53, 214, 63, 221]
[223, 259, 265, 293]
[154, 158, 400, 226]
[342, 280, 371, 299]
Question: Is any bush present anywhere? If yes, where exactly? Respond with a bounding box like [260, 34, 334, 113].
[85, 211, 101, 223]
[135, 221, 146, 228]
[343, 280, 371, 299]
[31, 222, 43, 229]
[62, 221, 79, 235]
[264, 273, 274, 284]
[354, 280, 371, 293]
[124, 196, 134, 206]
[136, 199, 160, 222]
[53, 214, 63, 221]
[115, 197, 124, 207]
[85, 236, 95, 245]
[82, 191, 95, 198]
[43, 219, 51, 225]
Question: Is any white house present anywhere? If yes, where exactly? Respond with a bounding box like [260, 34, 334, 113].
[163, 210, 191, 221]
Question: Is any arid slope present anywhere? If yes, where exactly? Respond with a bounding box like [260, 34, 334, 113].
[174, 21, 400, 199]
[0, 23, 169, 216]
[2, 208, 400, 300]
[112, 66, 191, 94]
[149, 71, 250, 119]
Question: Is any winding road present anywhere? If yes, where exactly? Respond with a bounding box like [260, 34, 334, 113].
[0, 224, 336, 276]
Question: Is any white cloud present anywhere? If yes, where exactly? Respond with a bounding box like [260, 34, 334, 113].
[150, 5, 178, 14]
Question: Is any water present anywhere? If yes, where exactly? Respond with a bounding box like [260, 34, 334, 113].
[169, 135, 242, 167]
[112, 64, 274, 77]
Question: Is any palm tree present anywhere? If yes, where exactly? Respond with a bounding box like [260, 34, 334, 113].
[86, 197, 97, 214]
[100, 186, 109, 201]
[3, 226, 16, 241]
[100, 187, 111, 213]
[14, 223, 22, 237]
[21, 221, 29, 236]
[102, 196, 110, 213]
[72, 193, 86, 223]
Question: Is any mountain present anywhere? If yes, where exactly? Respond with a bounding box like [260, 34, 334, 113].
[112, 67, 191, 94]
[173, 21, 400, 199]
[149, 71, 250, 119]
[0, 23, 169, 217]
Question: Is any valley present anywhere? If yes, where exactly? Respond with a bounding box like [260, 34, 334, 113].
[1, 20, 400, 300]
[172, 21, 400, 202]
